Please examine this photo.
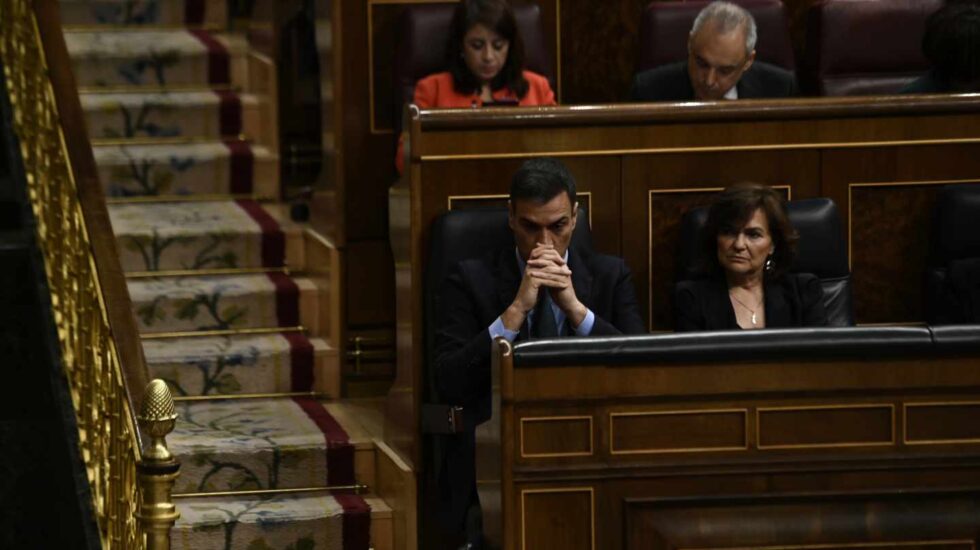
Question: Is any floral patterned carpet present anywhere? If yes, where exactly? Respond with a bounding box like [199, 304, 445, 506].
[61, 1, 371, 548]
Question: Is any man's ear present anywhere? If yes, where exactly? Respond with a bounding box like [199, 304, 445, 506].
[570, 201, 579, 228]
[743, 49, 756, 70]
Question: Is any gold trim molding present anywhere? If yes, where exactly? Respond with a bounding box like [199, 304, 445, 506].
[756, 403, 896, 450]
[519, 415, 594, 458]
[609, 408, 749, 455]
[904, 401, 980, 446]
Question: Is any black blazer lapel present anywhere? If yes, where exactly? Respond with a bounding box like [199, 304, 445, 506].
[764, 278, 792, 327]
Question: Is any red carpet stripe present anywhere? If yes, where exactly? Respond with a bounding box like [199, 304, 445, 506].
[291, 397, 355, 485]
[284, 332, 314, 392]
[236, 199, 284, 267]
[215, 90, 243, 136]
[188, 30, 230, 84]
[337, 494, 371, 550]
[224, 139, 254, 194]
[266, 272, 299, 326]
[184, 0, 205, 25]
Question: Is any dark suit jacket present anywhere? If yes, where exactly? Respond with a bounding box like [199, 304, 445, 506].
[673, 273, 827, 331]
[630, 60, 797, 102]
[432, 244, 644, 532]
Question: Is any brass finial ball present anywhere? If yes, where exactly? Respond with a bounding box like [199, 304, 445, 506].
[139, 380, 178, 461]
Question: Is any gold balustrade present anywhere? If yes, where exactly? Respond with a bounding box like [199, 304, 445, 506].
[0, 1, 178, 548]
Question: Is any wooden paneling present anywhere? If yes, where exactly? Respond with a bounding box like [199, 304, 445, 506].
[906, 403, 980, 445]
[520, 416, 593, 458]
[610, 409, 747, 455]
[624, 492, 980, 550]
[521, 488, 594, 550]
[757, 405, 894, 449]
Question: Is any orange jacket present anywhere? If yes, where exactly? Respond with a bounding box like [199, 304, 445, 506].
[396, 70, 556, 172]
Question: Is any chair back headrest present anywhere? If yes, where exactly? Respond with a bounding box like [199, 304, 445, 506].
[393, 3, 554, 129]
[675, 198, 847, 280]
[930, 185, 980, 266]
[636, 0, 795, 73]
[800, 0, 942, 96]
[427, 207, 592, 298]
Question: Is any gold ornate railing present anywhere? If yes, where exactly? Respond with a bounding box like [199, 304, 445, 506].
[0, 1, 178, 548]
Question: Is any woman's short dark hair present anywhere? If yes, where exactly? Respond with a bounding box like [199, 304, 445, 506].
[923, 2, 980, 89]
[699, 183, 798, 279]
[446, 0, 529, 98]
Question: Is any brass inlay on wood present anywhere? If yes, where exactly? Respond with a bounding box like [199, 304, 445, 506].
[106, 193, 275, 204]
[520, 486, 595, 550]
[126, 267, 291, 279]
[173, 484, 369, 499]
[419, 137, 980, 162]
[609, 408, 749, 455]
[756, 403, 895, 450]
[141, 326, 305, 340]
[904, 401, 980, 445]
[519, 415, 594, 458]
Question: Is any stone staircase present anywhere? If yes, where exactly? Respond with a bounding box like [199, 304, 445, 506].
[59, 1, 390, 548]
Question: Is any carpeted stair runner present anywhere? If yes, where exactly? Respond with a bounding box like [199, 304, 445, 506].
[61, 1, 373, 548]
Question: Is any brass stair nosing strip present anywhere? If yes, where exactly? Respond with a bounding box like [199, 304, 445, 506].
[63, 24, 223, 33]
[126, 267, 291, 279]
[172, 484, 370, 499]
[106, 194, 276, 204]
[173, 391, 330, 402]
[141, 326, 305, 340]
[92, 135, 249, 147]
[79, 84, 240, 94]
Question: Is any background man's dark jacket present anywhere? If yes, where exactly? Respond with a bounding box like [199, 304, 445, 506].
[630, 60, 797, 101]
[431, 244, 644, 533]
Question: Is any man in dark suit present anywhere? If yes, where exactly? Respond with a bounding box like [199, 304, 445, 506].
[432, 158, 644, 549]
[631, 1, 796, 101]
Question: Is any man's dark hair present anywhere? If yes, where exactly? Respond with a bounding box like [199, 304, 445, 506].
[509, 157, 576, 205]
[923, 2, 980, 90]
[446, 0, 529, 98]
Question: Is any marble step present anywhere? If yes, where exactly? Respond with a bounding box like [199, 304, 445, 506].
[170, 398, 357, 493]
[64, 30, 246, 88]
[108, 200, 300, 272]
[59, 0, 227, 27]
[82, 90, 261, 141]
[173, 492, 381, 550]
[93, 141, 277, 198]
[127, 273, 318, 334]
[144, 332, 338, 398]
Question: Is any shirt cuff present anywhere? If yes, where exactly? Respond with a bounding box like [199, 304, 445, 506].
[573, 308, 595, 336]
[489, 316, 519, 342]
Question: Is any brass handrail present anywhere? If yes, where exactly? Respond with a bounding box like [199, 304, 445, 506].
[0, 1, 178, 548]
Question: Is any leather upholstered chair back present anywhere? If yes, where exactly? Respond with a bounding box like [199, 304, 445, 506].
[925, 185, 980, 324]
[636, 0, 795, 74]
[675, 197, 854, 327]
[800, 0, 942, 96]
[392, 3, 554, 134]
[425, 207, 591, 391]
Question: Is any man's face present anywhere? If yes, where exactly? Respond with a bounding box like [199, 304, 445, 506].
[508, 193, 578, 261]
[687, 21, 755, 100]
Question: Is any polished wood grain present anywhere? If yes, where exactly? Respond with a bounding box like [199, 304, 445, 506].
[499, 344, 980, 549]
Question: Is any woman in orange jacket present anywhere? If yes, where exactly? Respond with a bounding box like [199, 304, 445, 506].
[396, 0, 556, 173]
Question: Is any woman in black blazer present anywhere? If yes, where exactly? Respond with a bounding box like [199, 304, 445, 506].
[674, 184, 828, 331]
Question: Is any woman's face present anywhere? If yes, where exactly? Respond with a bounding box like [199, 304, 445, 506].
[716, 207, 774, 279]
[462, 23, 510, 85]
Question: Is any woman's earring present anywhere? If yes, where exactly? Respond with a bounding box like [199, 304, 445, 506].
[764, 255, 774, 273]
